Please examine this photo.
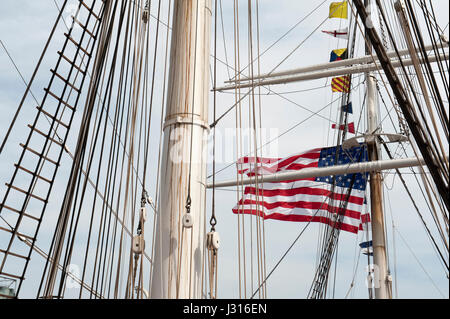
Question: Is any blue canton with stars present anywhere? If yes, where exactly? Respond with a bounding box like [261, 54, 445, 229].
[315, 145, 369, 191]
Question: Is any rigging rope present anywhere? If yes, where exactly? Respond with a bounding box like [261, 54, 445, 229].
[0, 0, 70, 155]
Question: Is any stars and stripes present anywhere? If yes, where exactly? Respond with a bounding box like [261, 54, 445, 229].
[233, 145, 369, 234]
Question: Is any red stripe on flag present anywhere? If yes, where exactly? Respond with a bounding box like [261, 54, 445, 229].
[243, 186, 365, 205]
[360, 213, 371, 223]
[284, 162, 319, 171]
[238, 198, 362, 220]
[238, 152, 321, 175]
[273, 152, 320, 170]
[232, 209, 359, 234]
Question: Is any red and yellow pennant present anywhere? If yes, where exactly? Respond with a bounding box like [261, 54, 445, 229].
[331, 76, 350, 92]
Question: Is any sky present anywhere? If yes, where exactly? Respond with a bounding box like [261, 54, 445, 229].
[0, 0, 448, 299]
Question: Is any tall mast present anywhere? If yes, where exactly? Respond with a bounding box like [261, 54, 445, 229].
[364, 0, 392, 299]
[150, 0, 212, 298]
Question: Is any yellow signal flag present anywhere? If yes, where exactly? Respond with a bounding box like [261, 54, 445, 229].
[331, 76, 351, 93]
[329, 1, 348, 19]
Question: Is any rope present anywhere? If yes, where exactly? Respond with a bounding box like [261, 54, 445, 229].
[395, 226, 447, 298]
[0, 0, 70, 155]
[210, 80, 366, 179]
[233, 0, 247, 298]
[250, 207, 321, 299]
[232, 0, 328, 81]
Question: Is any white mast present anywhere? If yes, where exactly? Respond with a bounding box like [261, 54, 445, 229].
[364, 0, 391, 299]
[150, 0, 212, 299]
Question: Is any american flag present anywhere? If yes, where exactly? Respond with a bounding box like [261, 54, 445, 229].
[233, 145, 369, 234]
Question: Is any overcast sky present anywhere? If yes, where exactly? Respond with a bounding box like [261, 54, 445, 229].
[0, 0, 448, 299]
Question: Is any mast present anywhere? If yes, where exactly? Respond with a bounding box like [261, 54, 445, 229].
[150, 0, 212, 299]
[364, 0, 391, 299]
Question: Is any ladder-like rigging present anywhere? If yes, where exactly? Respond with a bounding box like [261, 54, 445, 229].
[0, 0, 105, 297]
